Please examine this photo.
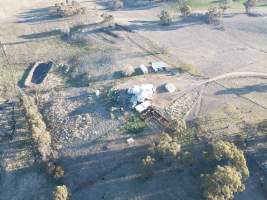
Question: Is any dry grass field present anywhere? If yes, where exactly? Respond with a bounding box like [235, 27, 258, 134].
[0, 0, 267, 200]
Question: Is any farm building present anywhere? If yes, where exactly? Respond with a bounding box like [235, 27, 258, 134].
[151, 61, 168, 72]
[128, 84, 155, 107]
[164, 83, 176, 93]
[135, 101, 151, 113]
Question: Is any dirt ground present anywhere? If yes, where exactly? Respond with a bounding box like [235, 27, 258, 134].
[0, 0, 267, 200]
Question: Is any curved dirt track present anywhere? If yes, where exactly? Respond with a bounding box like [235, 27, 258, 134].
[203, 71, 267, 85]
[167, 71, 267, 118]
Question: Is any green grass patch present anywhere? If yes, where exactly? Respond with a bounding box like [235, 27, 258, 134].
[124, 114, 147, 134]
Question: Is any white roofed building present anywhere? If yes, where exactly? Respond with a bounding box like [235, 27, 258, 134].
[151, 61, 168, 72]
[135, 101, 151, 113]
[128, 84, 155, 108]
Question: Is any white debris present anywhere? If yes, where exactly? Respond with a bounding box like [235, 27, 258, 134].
[126, 137, 135, 144]
[95, 90, 100, 96]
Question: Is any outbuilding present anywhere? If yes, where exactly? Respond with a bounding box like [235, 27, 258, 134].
[128, 84, 155, 107]
[135, 101, 151, 113]
[151, 61, 168, 72]
[164, 83, 176, 93]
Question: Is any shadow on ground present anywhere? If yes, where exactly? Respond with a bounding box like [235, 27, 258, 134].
[60, 134, 201, 200]
[16, 6, 62, 24]
[95, 0, 161, 11]
[215, 83, 267, 96]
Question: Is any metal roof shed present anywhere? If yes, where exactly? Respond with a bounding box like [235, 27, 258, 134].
[135, 101, 151, 113]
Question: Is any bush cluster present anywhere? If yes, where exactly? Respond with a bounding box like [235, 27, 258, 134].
[124, 115, 147, 134]
[159, 10, 173, 25]
[150, 133, 181, 158]
[208, 6, 223, 24]
[55, 1, 88, 17]
[53, 185, 69, 200]
[21, 94, 51, 161]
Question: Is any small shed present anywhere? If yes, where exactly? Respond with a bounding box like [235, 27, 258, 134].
[165, 83, 176, 93]
[140, 64, 148, 74]
[151, 61, 168, 72]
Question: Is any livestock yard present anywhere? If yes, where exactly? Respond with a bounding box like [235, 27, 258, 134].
[0, 0, 267, 200]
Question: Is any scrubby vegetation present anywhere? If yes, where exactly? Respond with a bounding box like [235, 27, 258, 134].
[55, 1, 88, 17]
[150, 133, 181, 158]
[208, 6, 223, 24]
[176, 0, 192, 17]
[159, 10, 173, 25]
[53, 185, 69, 200]
[47, 162, 65, 180]
[124, 114, 147, 134]
[21, 94, 52, 161]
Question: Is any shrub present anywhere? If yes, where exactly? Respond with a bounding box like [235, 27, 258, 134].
[53, 185, 69, 200]
[180, 5, 191, 17]
[54, 165, 65, 179]
[142, 155, 155, 178]
[208, 6, 223, 25]
[159, 10, 172, 25]
[101, 13, 115, 25]
[152, 133, 181, 158]
[21, 94, 52, 161]
[168, 116, 187, 138]
[54, 1, 86, 17]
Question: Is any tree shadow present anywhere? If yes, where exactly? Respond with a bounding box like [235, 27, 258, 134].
[19, 29, 62, 40]
[16, 6, 62, 24]
[126, 14, 208, 32]
[60, 137, 201, 200]
[95, 0, 161, 11]
[215, 83, 267, 96]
